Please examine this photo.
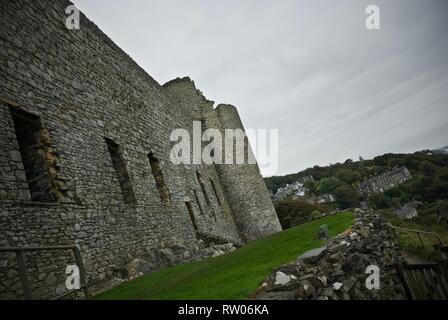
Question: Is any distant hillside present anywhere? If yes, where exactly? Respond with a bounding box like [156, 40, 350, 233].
[266, 151, 446, 192]
[433, 145, 448, 155]
[265, 150, 448, 214]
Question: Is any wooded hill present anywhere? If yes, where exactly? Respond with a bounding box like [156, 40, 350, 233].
[265, 151, 448, 228]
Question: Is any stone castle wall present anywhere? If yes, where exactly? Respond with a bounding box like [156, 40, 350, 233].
[0, 0, 281, 299]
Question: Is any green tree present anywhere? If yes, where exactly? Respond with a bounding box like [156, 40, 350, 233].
[385, 187, 403, 199]
[417, 177, 448, 202]
[317, 177, 342, 194]
[304, 180, 318, 194]
[369, 193, 388, 209]
[274, 199, 332, 229]
[419, 160, 438, 177]
[389, 197, 401, 209]
[336, 169, 356, 184]
[310, 210, 321, 219]
[334, 185, 359, 209]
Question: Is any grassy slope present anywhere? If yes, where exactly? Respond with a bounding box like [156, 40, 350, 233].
[95, 211, 354, 300]
[380, 210, 448, 261]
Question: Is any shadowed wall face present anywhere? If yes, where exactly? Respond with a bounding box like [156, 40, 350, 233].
[105, 138, 136, 204]
[10, 109, 53, 202]
[148, 152, 172, 207]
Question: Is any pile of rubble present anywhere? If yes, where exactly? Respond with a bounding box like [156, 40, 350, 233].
[253, 210, 407, 300]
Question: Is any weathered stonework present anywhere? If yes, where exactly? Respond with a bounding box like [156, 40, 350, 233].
[0, 0, 281, 299]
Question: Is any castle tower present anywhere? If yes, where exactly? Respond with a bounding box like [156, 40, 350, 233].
[213, 104, 282, 242]
[163, 78, 282, 242]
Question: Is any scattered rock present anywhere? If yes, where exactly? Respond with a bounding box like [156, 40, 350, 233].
[343, 253, 369, 273]
[298, 246, 327, 264]
[252, 210, 407, 300]
[314, 224, 329, 240]
[332, 282, 343, 290]
[274, 271, 291, 286]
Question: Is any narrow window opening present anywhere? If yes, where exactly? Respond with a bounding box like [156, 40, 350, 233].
[148, 152, 171, 206]
[105, 138, 136, 204]
[194, 190, 204, 215]
[10, 108, 57, 202]
[244, 136, 249, 164]
[200, 118, 207, 133]
[185, 201, 198, 232]
[196, 170, 210, 206]
[209, 178, 221, 205]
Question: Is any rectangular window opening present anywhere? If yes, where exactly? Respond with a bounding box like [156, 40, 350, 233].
[209, 178, 222, 206]
[10, 108, 57, 202]
[105, 138, 136, 204]
[196, 170, 210, 206]
[185, 201, 198, 232]
[148, 152, 171, 206]
[193, 190, 204, 215]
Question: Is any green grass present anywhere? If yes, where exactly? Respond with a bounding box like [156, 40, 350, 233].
[94, 211, 354, 300]
[380, 210, 448, 261]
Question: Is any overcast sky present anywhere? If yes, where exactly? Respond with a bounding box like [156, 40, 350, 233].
[72, 0, 448, 176]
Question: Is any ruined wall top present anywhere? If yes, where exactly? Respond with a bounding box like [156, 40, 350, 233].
[163, 77, 216, 121]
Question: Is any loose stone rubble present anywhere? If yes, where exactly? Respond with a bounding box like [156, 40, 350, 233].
[314, 224, 329, 240]
[253, 210, 407, 300]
